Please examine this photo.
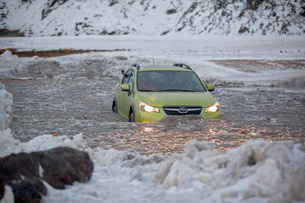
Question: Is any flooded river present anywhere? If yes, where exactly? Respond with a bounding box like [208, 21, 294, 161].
[1, 59, 305, 155]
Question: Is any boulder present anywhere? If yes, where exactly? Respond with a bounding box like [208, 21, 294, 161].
[7, 178, 47, 203]
[0, 147, 94, 201]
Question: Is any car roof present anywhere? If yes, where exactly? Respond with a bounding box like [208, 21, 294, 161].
[136, 65, 192, 72]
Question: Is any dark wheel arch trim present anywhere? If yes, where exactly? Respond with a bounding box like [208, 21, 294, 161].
[128, 105, 135, 122]
[112, 99, 118, 113]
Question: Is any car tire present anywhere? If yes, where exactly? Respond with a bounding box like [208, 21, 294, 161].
[112, 100, 118, 113]
[129, 109, 135, 122]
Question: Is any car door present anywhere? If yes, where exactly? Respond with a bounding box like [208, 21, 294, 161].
[117, 70, 131, 117]
[122, 70, 135, 117]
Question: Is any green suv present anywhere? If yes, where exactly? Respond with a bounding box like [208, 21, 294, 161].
[112, 63, 221, 122]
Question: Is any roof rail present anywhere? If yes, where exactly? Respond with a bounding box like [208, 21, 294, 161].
[131, 63, 140, 70]
[173, 63, 192, 70]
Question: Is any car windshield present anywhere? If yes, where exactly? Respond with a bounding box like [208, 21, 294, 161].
[137, 71, 206, 92]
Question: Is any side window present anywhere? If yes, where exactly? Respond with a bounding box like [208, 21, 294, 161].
[128, 71, 135, 92]
[122, 70, 131, 84]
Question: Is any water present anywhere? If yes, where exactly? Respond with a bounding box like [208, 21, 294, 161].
[2, 60, 305, 155]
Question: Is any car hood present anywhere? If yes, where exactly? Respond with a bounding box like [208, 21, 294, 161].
[137, 91, 216, 107]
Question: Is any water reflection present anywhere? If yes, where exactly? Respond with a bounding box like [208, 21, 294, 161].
[88, 118, 304, 155]
[278, 78, 305, 89]
[143, 127, 153, 133]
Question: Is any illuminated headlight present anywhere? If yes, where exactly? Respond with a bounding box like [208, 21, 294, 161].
[205, 102, 220, 113]
[139, 101, 160, 113]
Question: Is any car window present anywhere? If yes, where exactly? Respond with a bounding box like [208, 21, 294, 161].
[122, 70, 131, 84]
[137, 71, 206, 92]
[128, 71, 135, 92]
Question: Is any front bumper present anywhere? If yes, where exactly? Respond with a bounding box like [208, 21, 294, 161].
[135, 108, 221, 122]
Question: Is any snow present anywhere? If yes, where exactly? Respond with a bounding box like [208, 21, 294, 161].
[1, 35, 305, 60]
[1, 35, 305, 88]
[0, 129, 304, 202]
[1, 35, 305, 202]
[1, 0, 304, 36]
[0, 83, 13, 131]
[1, 185, 14, 203]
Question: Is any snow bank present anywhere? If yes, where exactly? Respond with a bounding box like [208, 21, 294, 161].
[0, 50, 30, 79]
[156, 140, 305, 202]
[0, 130, 84, 158]
[1, 129, 304, 202]
[0, 129, 19, 156]
[0, 51, 22, 132]
[0, 50, 128, 80]
[0, 82, 12, 131]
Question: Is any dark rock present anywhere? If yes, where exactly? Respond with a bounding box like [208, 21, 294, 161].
[0, 179, 4, 200]
[99, 30, 117, 35]
[41, 8, 51, 20]
[280, 23, 289, 34]
[47, 0, 68, 7]
[108, 31, 116, 35]
[0, 147, 94, 201]
[161, 30, 170, 35]
[109, 0, 119, 7]
[247, 0, 264, 10]
[166, 9, 177, 15]
[0, 29, 24, 37]
[300, 5, 305, 17]
[39, 147, 94, 189]
[42, 0, 69, 20]
[239, 25, 250, 33]
[214, 0, 227, 10]
[177, 2, 198, 32]
[8, 178, 47, 203]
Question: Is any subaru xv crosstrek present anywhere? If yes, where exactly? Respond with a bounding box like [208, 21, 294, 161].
[112, 63, 221, 122]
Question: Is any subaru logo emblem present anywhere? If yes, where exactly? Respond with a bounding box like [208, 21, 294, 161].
[178, 107, 188, 113]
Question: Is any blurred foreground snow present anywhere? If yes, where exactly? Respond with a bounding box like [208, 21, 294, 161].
[0, 129, 304, 202]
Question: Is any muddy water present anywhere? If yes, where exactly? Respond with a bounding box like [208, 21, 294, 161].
[2, 60, 305, 155]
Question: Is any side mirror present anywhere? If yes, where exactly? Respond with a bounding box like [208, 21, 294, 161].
[121, 84, 130, 91]
[206, 84, 215, 92]
[121, 69, 125, 75]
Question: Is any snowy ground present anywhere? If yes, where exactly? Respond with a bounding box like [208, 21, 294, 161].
[1, 35, 305, 84]
[1, 35, 305, 59]
[1, 131, 304, 203]
[0, 36, 305, 202]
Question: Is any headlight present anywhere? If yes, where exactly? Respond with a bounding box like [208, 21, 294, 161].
[205, 102, 220, 113]
[138, 101, 160, 113]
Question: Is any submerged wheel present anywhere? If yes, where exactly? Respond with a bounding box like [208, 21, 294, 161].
[129, 110, 135, 122]
[112, 100, 118, 113]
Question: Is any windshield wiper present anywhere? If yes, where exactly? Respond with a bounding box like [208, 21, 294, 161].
[138, 89, 156, 92]
[157, 89, 196, 92]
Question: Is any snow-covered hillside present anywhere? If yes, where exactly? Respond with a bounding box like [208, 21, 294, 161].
[1, 0, 304, 36]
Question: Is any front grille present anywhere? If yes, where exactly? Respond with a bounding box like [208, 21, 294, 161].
[163, 106, 202, 116]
